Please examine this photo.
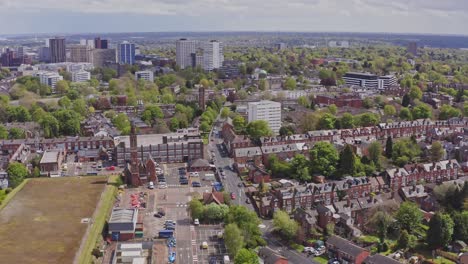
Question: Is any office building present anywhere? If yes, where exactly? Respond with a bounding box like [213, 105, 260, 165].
[275, 43, 287, 50]
[38, 47, 50, 62]
[378, 75, 398, 90]
[135, 70, 154, 82]
[79, 39, 95, 48]
[71, 70, 91, 83]
[176, 38, 197, 69]
[343, 72, 379, 89]
[202, 40, 223, 71]
[408, 42, 417, 56]
[247, 100, 282, 134]
[35, 71, 63, 91]
[92, 49, 116, 67]
[0, 49, 15, 67]
[16, 46, 24, 58]
[117, 41, 135, 65]
[94, 37, 108, 49]
[69, 45, 93, 63]
[49, 37, 66, 63]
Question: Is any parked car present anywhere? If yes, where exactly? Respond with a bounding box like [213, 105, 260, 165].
[154, 213, 163, 218]
[230, 192, 236, 200]
[237, 182, 243, 187]
[148, 181, 155, 189]
[194, 219, 200, 225]
[192, 182, 201, 187]
[158, 208, 166, 216]
[201, 241, 208, 249]
[180, 180, 189, 185]
[189, 172, 199, 177]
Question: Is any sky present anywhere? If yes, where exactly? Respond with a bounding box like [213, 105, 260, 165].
[0, 0, 467, 35]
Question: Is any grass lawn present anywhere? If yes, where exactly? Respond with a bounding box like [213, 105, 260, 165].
[0, 176, 107, 264]
[313, 256, 329, 264]
[77, 175, 119, 264]
[291, 243, 305, 253]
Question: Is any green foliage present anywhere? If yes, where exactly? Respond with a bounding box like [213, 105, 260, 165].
[246, 120, 272, 139]
[7, 162, 28, 188]
[279, 125, 295, 136]
[297, 96, 310, 108]
[370, 211, 393, 243]
[8, 127, 25, 139]
[204, 204, 229, 222]
[384, 105, 397, 117]
[53, 109, 83, 136]
[368, 141, 383, 169]
[411, 103, 432, 119]
[438, 104, 461, 120]
[221, 107, 231, 119]
[396, 202, 423, 232]
[284, 77, 297, 90]
[328, 104, 338, 115]
[355, 113, 380, 127]
[55, 80, 69, 94]
[427, 213, 454, 249]
[141, 105, 164, 126]
[451, 211, 468, 242]
[112, 113, 131, 135]
[402, 94, 411, 107]
[385, 137, 393, 158]
[234, 249, 259, 264]
[225, 206, 263, 248]
[273, 211, 299, 240]
[339, 144, 358, 176]
[224, 223, 244, 257]
[310, 142, 339, 178]
[189, 199, 204, 220]
[318, 113, 336, 129]
[408, 86, 422, 100]
[399, 107, 412, 120]
[397, 229, 417, 250]
[339, 113, 355, 129]
[392, 138, 421, 166]
[0, 125, 8, 139]
[429, 141, 445, 162]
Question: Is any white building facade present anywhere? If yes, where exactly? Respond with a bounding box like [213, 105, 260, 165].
[72, 70, 91, 83]
[247, 100, 282, 134]
[35, 71, 63, 92]
[176, 39, 197, 70]
[135, 70, 154, 82]
[202, 40, 223, 71]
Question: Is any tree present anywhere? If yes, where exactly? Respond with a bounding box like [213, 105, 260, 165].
[368, 141, 383, 168]
[205, 204, 229, 222]
[273, 211, 299, 240]
[55, 80, 69, 94]
[397, 229, 416, 250]
[339, 144, 358, 176]
[399, 107, 412, 120]
[384, 105, 396, 117]
[310, 142, 339, 178]
[409, 86, 422, 100]
[246, 120, 272, 140]
[279, 126, 295, 136]
[452, 211, 468, 242]
[72, 98, 88, 117]
[370, 211, 393, 243]
[234, 249, 259, 264]
[284, 77, 296, 90]
[392, 138, 421, 166]
[339, 113, 355, 129]
[411, 103, 432, 119]
[290, 154, 311, 182]
[297, 96, 310, 108]
[224, 223, 244, 257]
[112, 113, 131, 135]
[328, 104, 338, 115]
[141, 105, 164, 126]
[225, 206, 263, 248]
[318, 113, 336, 129]
[8, 127, 25, 139]
[427, 213, 454, 249]
[429, 141, 445, 162]
[402, 94, 411, 107]
[232, 115, 246, 133]
[396, 202, 423, 232]
[258, 79, 267, 91]
[39, 114, 60, 138]
[0, 125, 8, 139]
[189, 199, 204, 220]
[385, 137, 393, 158]
[7, 162, 28, 188]
[439, 104, 461, 120]
[356, 113, 380, 127]
[221, 107, 230, 119]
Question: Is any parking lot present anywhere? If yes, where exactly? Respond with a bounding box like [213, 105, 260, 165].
[195, 226, 227, 264]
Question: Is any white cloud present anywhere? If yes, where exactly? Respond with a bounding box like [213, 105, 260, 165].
[0, 0, 466, 34]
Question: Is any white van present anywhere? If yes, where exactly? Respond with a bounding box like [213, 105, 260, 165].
[148, 181, 154, 189]
[223, 255, 230, 263]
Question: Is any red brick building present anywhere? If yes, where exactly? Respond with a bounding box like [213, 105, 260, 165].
[326, 235, 370, 264]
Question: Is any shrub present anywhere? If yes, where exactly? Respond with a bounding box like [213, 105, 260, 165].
[5, 188, 12, 194]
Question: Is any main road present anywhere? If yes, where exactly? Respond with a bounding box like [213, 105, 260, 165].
[208, 118, 318, 264]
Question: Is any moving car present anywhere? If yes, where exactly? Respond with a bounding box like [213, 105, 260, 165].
[194, 219, 200, 225]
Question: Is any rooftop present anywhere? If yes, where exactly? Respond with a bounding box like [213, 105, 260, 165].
[109, 208, 138, 223]
[40, 150, 61, 164]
